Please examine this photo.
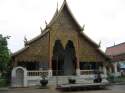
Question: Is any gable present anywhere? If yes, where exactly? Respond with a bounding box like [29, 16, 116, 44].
[49, 0, 99, 48]
[48, 0, 82, 31]
[12, 0, 109, 63]
[13, 32, 49, 62]
[78, 34, 109, 62]
[48, 0, 109, 61]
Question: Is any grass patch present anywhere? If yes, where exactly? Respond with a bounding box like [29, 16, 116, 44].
[107, 76, 125, 83]
[0, 77, 7, 87]
[115, 76, 125, 82]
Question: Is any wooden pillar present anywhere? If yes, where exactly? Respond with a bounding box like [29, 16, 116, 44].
[76, 36, 80, 75]
[48, 32, 52, 76]
[13, 58, 17, 67]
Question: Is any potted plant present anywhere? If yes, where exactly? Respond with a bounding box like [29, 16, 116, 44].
[68, 77, 76, 84]
[40, 72, 48, 88]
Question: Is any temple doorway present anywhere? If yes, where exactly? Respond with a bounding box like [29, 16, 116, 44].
[52, 40, 64, 75]
[16, 68, 24, 87]
[64, 40, 76, 75]
[52, 40, 76, 76]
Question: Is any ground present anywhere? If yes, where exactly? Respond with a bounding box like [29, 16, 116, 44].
[0, 85, 125, 93]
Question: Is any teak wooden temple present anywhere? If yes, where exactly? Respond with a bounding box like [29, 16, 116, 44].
[11, 0, 110, 87]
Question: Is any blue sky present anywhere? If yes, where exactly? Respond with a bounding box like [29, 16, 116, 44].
[0, 0, 125, 52]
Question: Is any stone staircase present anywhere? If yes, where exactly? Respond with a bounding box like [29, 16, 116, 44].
[48, 76, 94, 85]
[26, 75, 107, 86]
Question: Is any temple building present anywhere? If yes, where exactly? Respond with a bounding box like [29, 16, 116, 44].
[11, 0, 109, 87]
[106, 42, 125, 76]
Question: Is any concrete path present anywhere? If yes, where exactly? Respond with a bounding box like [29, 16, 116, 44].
[0, 85, 125, 93]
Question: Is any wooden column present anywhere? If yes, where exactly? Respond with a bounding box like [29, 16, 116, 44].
[76, 36, 80, 75]
[13, 58, 17, 67]
[77, 38, 80, 69]
[48, 32, 52, 76]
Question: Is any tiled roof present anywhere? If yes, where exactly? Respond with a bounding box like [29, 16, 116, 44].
[12, 0, 109, 60]
[106, 42, 125, 56]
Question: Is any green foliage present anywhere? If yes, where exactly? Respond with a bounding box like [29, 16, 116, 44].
[68, 78, 76, 84]
[0, 34, 10, 75]
[41, 72, 47, 80]
[0, 78, 7, 87]
[107, 75, 125, 83]
[107, 75, 115, 83]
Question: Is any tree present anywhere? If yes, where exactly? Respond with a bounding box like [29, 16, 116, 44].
[0, 34, 10, 76]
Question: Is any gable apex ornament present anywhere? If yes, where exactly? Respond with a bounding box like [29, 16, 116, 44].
[24, 36, 28, 46]
[98, 40, 101, 48]
[56, 1, 59, 13]
[81, 24, 85, 32]
[45, 20, 48, 28]
[40, 26, 43, 33]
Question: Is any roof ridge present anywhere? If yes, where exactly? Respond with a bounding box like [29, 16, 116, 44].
[12, 30, 49, 56]
[81, 32, 98, 48]
[47, 0, 82, 30]
[27, 29, 49, 44]
[107, 42, 125, 49]
[12, 46, 29, 56]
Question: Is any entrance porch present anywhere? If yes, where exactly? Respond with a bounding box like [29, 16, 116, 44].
[11, 61, 107, 87]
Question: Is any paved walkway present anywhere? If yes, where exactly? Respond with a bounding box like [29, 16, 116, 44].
[0, 85, 125, 93]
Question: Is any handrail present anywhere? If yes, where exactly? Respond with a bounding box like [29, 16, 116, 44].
[80, 70, 96, 75]
[27, 70, 48, 76]
[80, 70, 103, 75]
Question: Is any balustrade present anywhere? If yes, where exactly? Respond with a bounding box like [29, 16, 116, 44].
[27, 70, 48, 76]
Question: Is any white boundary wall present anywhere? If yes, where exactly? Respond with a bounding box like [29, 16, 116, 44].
[11, 66, 107, 87]
[11, 66, 27, 87]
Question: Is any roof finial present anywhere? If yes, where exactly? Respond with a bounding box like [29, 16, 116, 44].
[40, 26, 42, 33]
[24, 36, 28, 46]
[98, 40, 101, 48]
[83, 24, 85, 31]
[45, 20, 48, 28]
[56, 1, 58, 12]
[81, 24, 85, 31]
[63, 0, 67, 4]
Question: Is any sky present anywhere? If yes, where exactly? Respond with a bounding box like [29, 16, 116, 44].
[0, 0, 125, 53]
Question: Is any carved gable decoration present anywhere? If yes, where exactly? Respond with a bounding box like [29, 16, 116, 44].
[12, 0, 109, 65]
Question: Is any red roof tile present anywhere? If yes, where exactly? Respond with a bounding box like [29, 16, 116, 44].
[106, 42, 125, 56]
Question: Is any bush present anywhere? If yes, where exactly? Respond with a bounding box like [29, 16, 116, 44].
[107, 75, 115, 83]
[0, 78, 7, 87]
[68, 78, 76, 84]
[107, 75, 125, 83]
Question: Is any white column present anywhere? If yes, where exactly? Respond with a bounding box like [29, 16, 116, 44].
[103, 66, 107, 77]
[114, 62, 118, 76]
[11, 68, 16, 87]
[48, 69, 52, 77]
[99, 66, 102, 72]
[109, 67, 112, 73]
[76, 68, 80, 76]
[24, 70, 28, 87]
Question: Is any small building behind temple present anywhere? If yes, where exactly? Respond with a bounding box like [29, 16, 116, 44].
[106, 42, 125, 76]
[11, 0, 109, 87]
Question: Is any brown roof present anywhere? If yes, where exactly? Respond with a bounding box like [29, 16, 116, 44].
[12, 31, 49, 57]
[47, 0, 82, 30]
[12, 0, 109, 60]
[106, 42, 125, 56]
[48, 0, 99, 48]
